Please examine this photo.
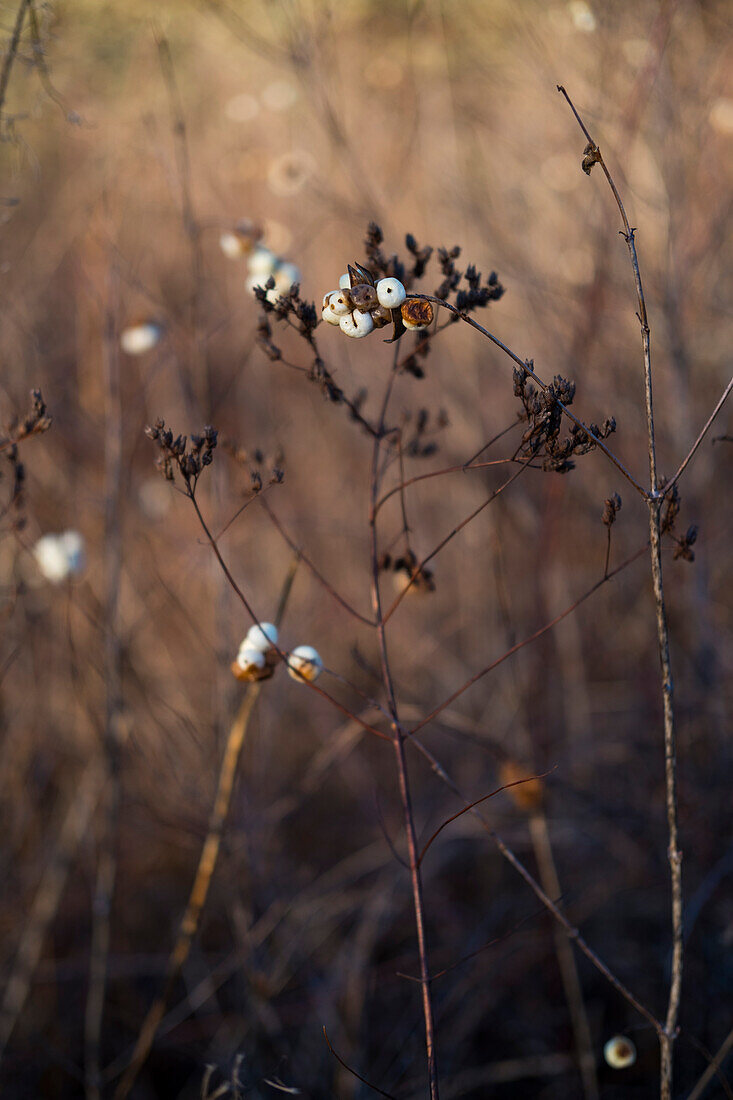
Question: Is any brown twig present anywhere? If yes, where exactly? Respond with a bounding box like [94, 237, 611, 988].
[687, 1024, 733, 1100]
[368, 350, 440, 1099]
[84, 265, 124, 1100]
[409, 736, 663, 1036]
[322, 1026, 399, 1100]
[663, 374, 733, 494]
[0, 0, 31, 120]
[558, 83, 683, 1100]
[409, 544, 648, 738]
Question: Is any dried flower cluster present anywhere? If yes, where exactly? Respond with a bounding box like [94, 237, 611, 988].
[513, 364, 616, 473]
[145, 419, 218, 488]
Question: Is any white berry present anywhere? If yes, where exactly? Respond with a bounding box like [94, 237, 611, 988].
[338, 272, 351, 289]
[603, 1036, 636, 1069]
[321, 306, 341, 325]
[325, 289, 352, 318]
[235, 645, 266, 675]
[288, 645, 324, 683]
[245, 622, 278, 651]
[376, 277, 406, 310]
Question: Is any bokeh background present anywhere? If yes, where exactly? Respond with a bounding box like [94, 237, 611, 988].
[1, 1, 732, 1097]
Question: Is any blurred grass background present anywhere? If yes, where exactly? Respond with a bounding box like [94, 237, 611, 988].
[1, 0, 732, 1096]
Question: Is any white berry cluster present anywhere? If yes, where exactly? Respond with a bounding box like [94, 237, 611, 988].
[219, 221, 300, 304]
[322, 266, 434, 340]
[32, 530, 86, 584]
[231, 622, 324, 685]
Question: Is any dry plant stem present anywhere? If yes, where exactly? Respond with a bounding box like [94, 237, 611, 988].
[409, 736, 663, 1036]
[370, 359, 439, 1100]
[85, 277, 124, 1099]
[410, 543, 648, 738]
[112, 683, 262, 1100]
[156, 34, 209, 417]
[529, 812, 599, 1100]
[259, 497, 375, 626]
[557, 85, 682, 1099]
[0, 0, 31, 117]
[687, 1025, 733, 1100]
[375, 457, 514, 516]
[665, 374, 733, 493]
[412, 294, 647, 499]
[0, 761, 103, 1061]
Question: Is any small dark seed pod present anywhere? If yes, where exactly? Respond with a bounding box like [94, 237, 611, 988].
[350, 283, 379, 312]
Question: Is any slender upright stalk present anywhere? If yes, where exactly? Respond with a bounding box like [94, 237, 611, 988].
[368, 357, 439, 1100]
[85, 267, 123, 1100]
[557, 85, 683, 1100]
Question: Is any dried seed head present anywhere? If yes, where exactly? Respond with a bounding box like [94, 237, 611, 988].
[287, 645, 323, 683]
[370, 304, 392, 328]
[603, 1036, 636, 1070]
[349, 283, 379, 312]
[401, 298, 434, 330]
[499, 759, 544, 813]
[376, 277, 407, 309]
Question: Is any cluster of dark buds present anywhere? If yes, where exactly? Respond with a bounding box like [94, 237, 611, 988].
[401, 406, 449, 459]
[1, 389, 52, 449]
[513, 364, 616, 473]
[379, 550, 436, 595]
[1, 390, 52, 532]
[602, 493, 622, 527]
[661, 483, 698, 562]
[146, 419, 218, 490]
[221, 439, 284, 494]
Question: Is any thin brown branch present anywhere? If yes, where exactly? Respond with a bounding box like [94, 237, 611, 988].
[409, 736, 664, 1036]
[369, 350, 440, 1099]
[259, 497, 375, 626]
[664, 374, 733, 494]
[686, 1023, 733, 1100]
[558, 84, 683, 1100]
[0, 0, 31, 119]
[409, 544, 647, 738]
[375, 457, 515, 516]
[322, 1027, 399, 1100]
[417, 771, 554, 866]
[382, 459, 534, 624]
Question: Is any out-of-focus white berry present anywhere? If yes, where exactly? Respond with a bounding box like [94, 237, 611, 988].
[120, 322, 163, 356]
[248, 247, 278, 276]
[59, 531, 85, 575]
[235, 645, 266, 675]
[33, 531, 86, 584]
[338, 272, 351, 289]
[603, 1036, 636, 1069]
[376, 277, 406, 310]
[219, 229, 257, 259]
[287, 645, 324, 683]
[276, 262, 300, 287]
[245, 622, 278, 651]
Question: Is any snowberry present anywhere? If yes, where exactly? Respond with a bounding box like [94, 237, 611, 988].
[245, 622, 279, 651]
[287, 645, 324, 683]
[400, 298, 434, 331]
[120, 321, 163, 355]
[603, 1036, 636, 1070]
[376, 277, 407, 310]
